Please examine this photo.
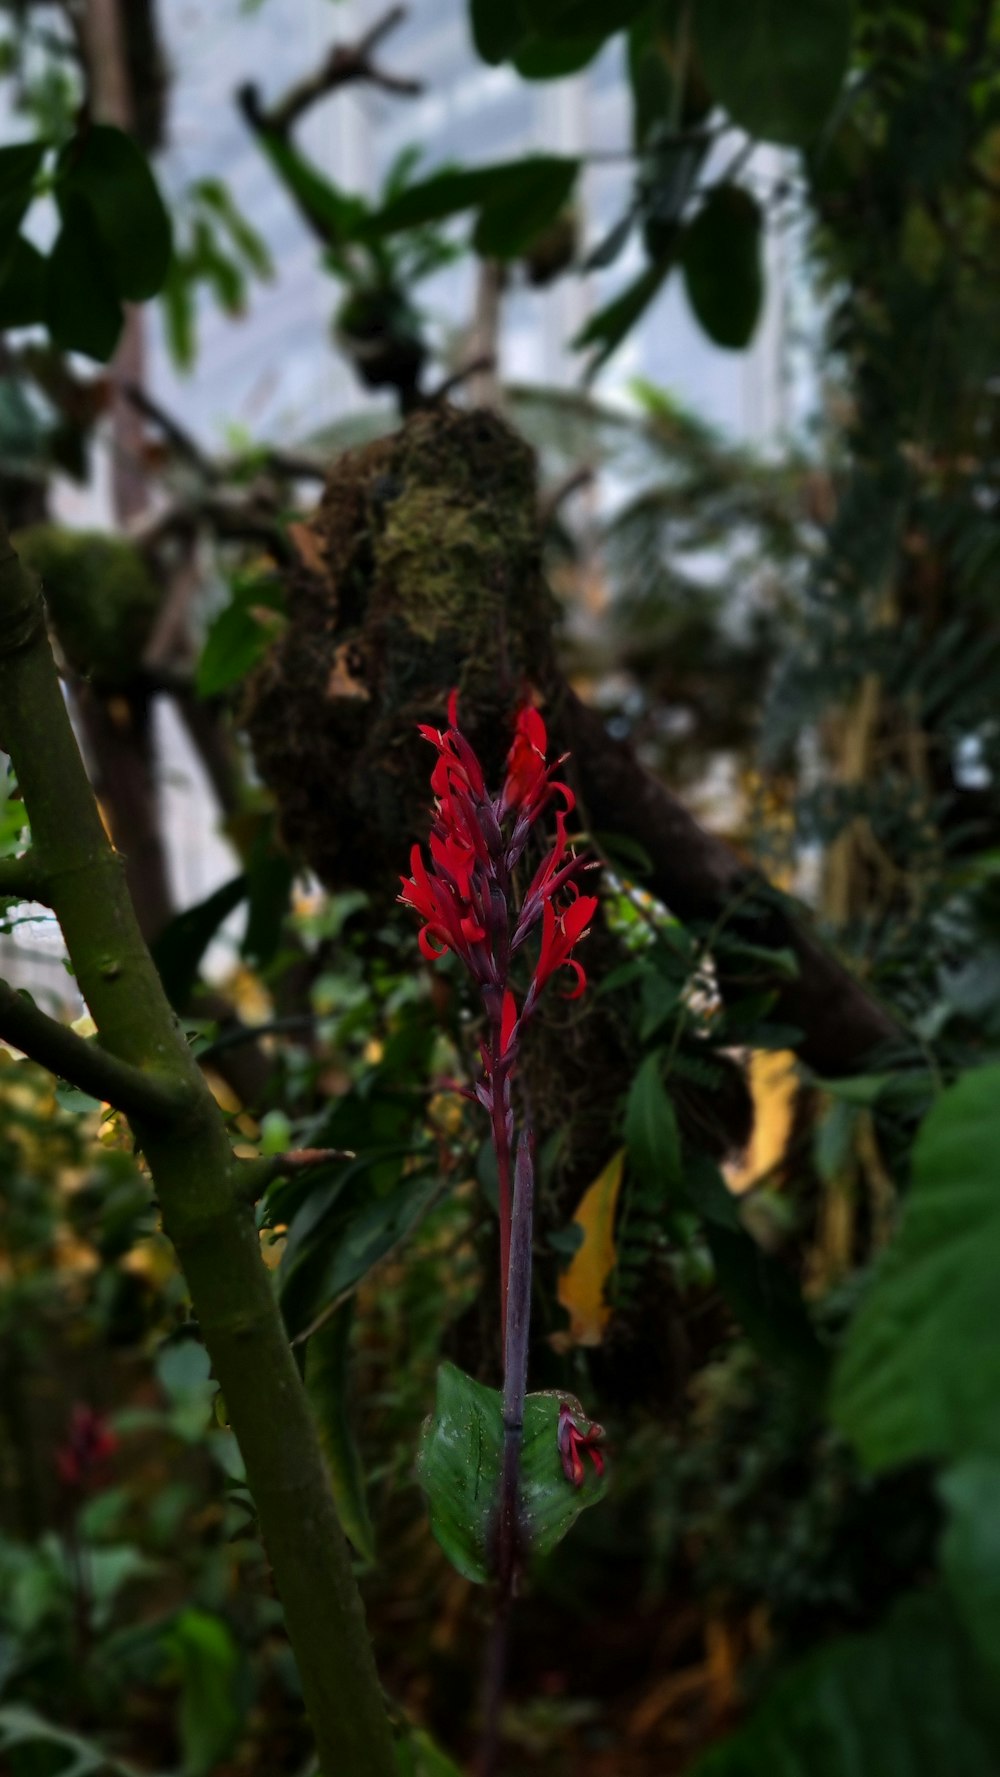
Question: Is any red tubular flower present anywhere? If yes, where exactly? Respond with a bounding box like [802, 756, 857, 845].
[557, 1403, 605, 1489]
[56, 1404, 117, 1494]
[531, 889, 600, 1001]
[401, 689, 598, 1333]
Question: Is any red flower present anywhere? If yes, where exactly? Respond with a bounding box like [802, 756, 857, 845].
[557, 1403, 605, 1488]
[531, 889, 599, 1001]
[56, 1404, 117, 1494]
[501, 703, 574, 823]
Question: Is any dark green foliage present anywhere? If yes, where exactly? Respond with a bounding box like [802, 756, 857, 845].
[694, 0, 852, 146]
[13, 525, 160, 688]
[680, 185, 763, 350]
[694, 1592, 1000, 1775]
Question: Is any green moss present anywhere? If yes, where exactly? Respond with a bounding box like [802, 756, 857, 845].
[244, 405, 556, 896]
[15, 525, 160, 688]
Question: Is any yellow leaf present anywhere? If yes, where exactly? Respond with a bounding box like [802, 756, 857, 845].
[557, 1147, 626, 1348]
[724, 1049, 798, 1193]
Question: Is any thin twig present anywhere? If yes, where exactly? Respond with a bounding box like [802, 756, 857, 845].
[236, 1146, 356, 1203]
[237, 5, 420, 140]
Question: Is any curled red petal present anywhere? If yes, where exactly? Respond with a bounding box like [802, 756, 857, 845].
[418, 926, 449, 961]
[560, 958, 587, 1000]
[561, 893, 598, 946]
[549, 777, 575, 813]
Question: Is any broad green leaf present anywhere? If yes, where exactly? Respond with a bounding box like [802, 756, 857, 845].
[0, 140, 45, 263]
[56, 124, 172, 301]
[196, 581, 286, 697]
[469, 0, 527, 62]
[280, 1165, 440, 1335]
[472, 157, 578, 256]
[254, 131, 369, 244]
[528, 0, 647, 33]
[150, 874, 248, 1009]
[705, 1220, 827, 1387]
[0, 1704, 153, 1775]
[241, 819, 296, 970]
[395, 1724, 465, 1777]
[0, 236, 46, 329]
[305, 1301, 376, 1565]
[624, 1051, 681, 1200]
[941, 1458, 1000, 1688]
[628, 14, 674, 148]
[363, 156, 578, 250]
[46, 195, 123, 360]
[574, 258, 671, 374]
[418, 1362, 606, 1583]
[163, 1610, 241, 1777]
[512, 32, 605, 78]
[693, 1590, 1000, 1775]
[693, 0, 852, 147]
[680, 184, 763, 350]
[833, 1065, 1000, 1469]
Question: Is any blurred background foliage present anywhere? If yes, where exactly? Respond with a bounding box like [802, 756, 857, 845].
[1, 0, 1000, 1772]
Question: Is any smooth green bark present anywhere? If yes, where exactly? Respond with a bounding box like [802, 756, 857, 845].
[0, 528, 395, 1777]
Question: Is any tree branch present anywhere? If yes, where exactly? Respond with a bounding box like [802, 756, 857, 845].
[0, 854, 50, 905]
[0, 519, 395, 1777]
[237, 4, 420, 139]
[236, 1146, 357, 1203]
[0, 977, 190, 1121]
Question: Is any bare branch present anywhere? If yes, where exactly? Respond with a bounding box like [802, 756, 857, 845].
[238, 4, 420, 140]
[0, 976, 191, 1122]
[236, 1145, 356, 1203]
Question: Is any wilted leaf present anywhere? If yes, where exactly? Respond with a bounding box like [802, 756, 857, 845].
[557, 1147, 625, 1345]
[724, 1049, 798, 1192]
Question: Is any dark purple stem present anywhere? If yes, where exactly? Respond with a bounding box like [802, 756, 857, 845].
[496, 1126, 534, 1596]
[491, 1060, 513, 1337]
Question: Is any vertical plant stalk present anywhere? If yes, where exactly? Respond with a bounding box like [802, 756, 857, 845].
[497, 1128, 534, 1593]
[400, 693, 601, 1767]
[0, 526, 395, 1777]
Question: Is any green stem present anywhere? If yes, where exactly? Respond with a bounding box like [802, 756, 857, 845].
[0, 527, 395, 1777]
[0, 979, 189, 1120]
[0, 854, 50, 903]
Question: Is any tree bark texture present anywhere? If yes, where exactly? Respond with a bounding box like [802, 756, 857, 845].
[0, 528, 395, 1777]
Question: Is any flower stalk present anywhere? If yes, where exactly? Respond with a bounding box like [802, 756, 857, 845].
[400, 693, 600, 1585]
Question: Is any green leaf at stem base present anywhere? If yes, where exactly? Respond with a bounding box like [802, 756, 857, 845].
[417, 1361, 606, 1584]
